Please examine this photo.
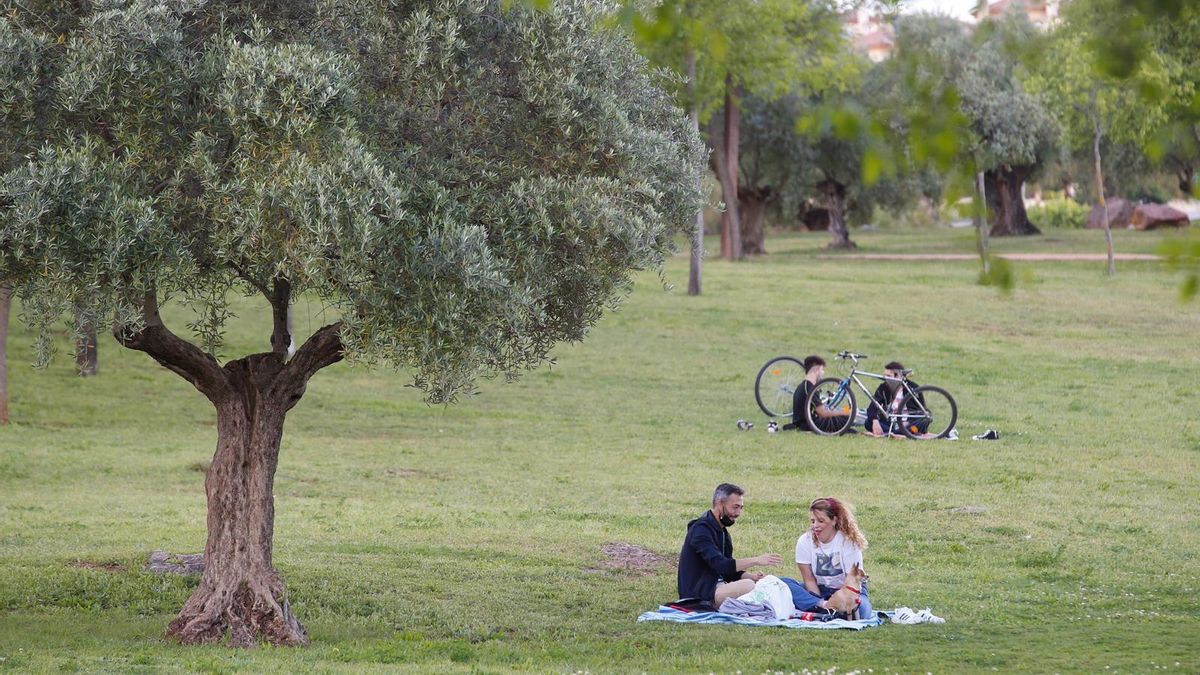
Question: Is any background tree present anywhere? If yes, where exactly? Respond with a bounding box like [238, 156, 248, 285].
[890, 13, 1058, 237]
[627, 0, 842, 263]
[0, 9, 52, 420]
[1150, 2, 1200, 199]
[730, 93, 817, 251]
[1, 0, 703, 646]
[1028, 0, 1177, 275]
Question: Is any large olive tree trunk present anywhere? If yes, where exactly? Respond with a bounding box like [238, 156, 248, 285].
[985, 166, 1040, 237]
[116, 284, 342, 646]
[739, 186, 774, 256]
[1, 285, 11, 425]
[819, 179, 855, 249]
[167, 354, 303, 646]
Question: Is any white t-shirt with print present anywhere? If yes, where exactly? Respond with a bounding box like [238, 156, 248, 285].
[794, 530, 863, 589]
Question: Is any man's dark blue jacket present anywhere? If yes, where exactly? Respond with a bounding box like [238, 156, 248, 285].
[677, 510, 743, 602]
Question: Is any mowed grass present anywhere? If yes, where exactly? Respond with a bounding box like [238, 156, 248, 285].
[1, 228, 1198, 673]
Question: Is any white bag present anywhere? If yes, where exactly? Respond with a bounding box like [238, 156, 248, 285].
[737, 575, 794, 621]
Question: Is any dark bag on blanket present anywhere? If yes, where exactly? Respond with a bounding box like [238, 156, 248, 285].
[666, 597, 716, 613]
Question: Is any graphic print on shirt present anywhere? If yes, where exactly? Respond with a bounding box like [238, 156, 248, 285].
[814, 550, 843, 578]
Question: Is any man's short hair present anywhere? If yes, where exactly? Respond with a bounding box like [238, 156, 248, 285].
[803, 355, 825, 372]
[712, 483, 744, 506]
[884, 361, 905, 371]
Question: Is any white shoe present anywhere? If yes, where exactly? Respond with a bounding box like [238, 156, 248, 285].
[916, 608, 945, 624]
[891, 607, 920, 624]
[946, 428, 959, 441]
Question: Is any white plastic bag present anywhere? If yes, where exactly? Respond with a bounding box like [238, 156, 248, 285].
[737, 575, 795, 621]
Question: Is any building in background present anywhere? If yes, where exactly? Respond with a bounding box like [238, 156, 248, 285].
[843, 7, 896, 62]
[973, 0, 1063, 27]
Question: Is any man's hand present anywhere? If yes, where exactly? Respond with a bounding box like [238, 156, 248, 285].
[746, 571, 766, 582]
[754, 553, 783, 567]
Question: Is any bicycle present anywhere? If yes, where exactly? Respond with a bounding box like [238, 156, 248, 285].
[754, 356, 807, 418]
[805, 351, 958, 439]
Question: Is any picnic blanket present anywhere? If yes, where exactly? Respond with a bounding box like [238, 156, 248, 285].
[637, 606, 884, 630]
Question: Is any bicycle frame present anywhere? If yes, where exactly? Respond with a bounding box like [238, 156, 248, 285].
[824, 365, 927, 433]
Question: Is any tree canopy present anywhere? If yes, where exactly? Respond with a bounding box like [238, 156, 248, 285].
[1, 0, 704, 400]
[0, 0, 703, 645]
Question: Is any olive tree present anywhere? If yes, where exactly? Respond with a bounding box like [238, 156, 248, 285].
[0, 0, 703, 646]
[891, 14, 1058, 237]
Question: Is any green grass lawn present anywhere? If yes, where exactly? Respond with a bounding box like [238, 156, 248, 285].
[2, 228, 1198, 673]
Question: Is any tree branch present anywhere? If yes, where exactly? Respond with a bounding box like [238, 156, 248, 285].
[269, 277, 291, 356]
[281, 322, 343, 385]
[93, 117, 126, 158]
[231, 262, 270, 299]
[113, 291, 228, 403]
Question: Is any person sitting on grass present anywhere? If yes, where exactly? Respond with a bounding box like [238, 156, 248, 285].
[677, 483, 783, 609]
[863, 361, 935, 438]
[864, 361, 915, 437]
[790, 355, 852, 434]
[782, 496, 874, 620]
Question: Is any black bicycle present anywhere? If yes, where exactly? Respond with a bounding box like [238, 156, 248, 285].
[804, 351, 958, 439]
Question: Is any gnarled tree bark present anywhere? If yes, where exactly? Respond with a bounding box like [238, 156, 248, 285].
[739, 186, 775, 256]
[984, 166, 1040, 237]
[114, 286, 342, 646]
[819, 179, 855, 250]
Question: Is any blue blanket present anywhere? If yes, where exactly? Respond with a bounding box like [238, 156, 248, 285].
[637, 606, 884, 630]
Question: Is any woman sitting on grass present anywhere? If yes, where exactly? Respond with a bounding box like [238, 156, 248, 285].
[783, 496, 873, 619]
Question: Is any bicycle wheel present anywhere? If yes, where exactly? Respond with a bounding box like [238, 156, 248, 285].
[898, 386, 958, 440]
[804, 377, 856, 436]
[755, 356, 805, 417]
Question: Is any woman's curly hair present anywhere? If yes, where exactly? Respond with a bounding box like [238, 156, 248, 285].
[810, 497, 868, 550]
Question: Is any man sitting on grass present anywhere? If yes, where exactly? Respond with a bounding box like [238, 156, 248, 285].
[790, 355, 852, 434]
[677, 483, 783, 609]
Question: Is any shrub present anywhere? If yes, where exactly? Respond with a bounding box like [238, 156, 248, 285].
[1028, 199, 1090, 229]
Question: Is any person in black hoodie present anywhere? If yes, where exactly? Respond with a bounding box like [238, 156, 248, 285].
[677, 483, 783, 608]
[863, 361, 927, 437]
[791, 355, 852, 433]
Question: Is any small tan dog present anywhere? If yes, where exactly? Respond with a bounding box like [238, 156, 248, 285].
[823, 563, 868, 619]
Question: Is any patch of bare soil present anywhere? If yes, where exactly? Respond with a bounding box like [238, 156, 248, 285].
[385, 468, 424, 478]
[69, 559, 128, 573]
[587, 542, 674, 576]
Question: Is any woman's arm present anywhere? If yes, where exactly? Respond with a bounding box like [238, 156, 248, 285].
[797, 563, 820, 595]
